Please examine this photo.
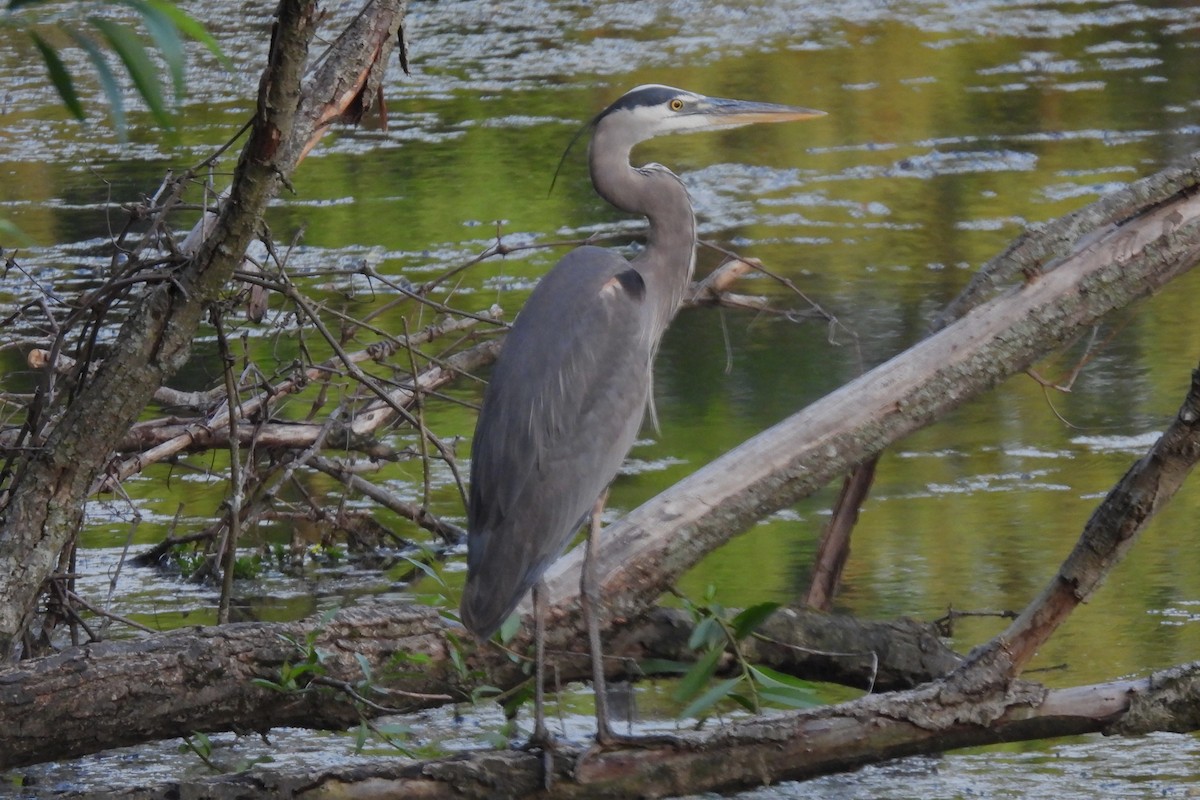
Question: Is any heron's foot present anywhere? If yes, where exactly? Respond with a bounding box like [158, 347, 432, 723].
[519, 725, 561, 752]
[519, 726, 561, 790]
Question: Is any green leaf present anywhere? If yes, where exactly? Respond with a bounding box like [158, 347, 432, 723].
[391, 650, 430, 667]
[726, 692, 758, 713]
[118, 0, 185, 101]
[687, 616, 720, 651]
[87, 16, 172, 128]
[354, 652, 372, 683]
[673, 645, 723, 703]
[374, 722, 412, 737]
[498, 611, 522, 644]
[679, 676, 741, 720]
[470, 684, 502, 703]
[30, 31, 85, 121]
[756, 685, 818, 709]
[400, 554, 440, 583]
[141, 0, 232, 69]
[749, 666, 818, 709]
[501, 682, 532, 717]
[448, 640, 466, 678]
[748, 664, 814, 690]
[65, 29, 127, 136]
[730, 602, 781, 640]
[0, 217, 32, 246]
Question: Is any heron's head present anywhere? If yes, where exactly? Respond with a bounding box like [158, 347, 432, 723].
[594, 84, 825, 146]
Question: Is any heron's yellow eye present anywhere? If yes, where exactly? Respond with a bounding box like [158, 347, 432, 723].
[669, 98, 684, 111]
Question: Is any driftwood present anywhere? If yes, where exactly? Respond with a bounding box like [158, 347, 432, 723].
[0, 604, 957, 769]
[60, 664, 1199, 799]
[106, 333, 500, 459]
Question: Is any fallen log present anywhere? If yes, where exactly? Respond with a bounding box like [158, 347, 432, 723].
[0, 604, 956, 769]
[39, 662, 1200, 799]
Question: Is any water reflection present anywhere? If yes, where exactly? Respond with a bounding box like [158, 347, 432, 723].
[3, 0, 1200, 794]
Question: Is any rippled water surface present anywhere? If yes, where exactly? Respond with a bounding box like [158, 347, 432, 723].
[3, 0, 1200, 795]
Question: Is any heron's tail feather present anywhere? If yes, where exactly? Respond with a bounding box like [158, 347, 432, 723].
[459, 569, 526, 641]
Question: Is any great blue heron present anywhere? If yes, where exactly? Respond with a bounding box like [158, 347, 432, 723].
[461, 84, 824, 746]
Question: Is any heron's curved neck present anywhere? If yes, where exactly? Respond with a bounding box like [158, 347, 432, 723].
[589, 126, 696, 317]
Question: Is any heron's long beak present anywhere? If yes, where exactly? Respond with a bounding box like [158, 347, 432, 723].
[693, 96, 825, 127]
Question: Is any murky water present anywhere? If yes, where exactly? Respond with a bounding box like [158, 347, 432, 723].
[3, 0, 1200, 794]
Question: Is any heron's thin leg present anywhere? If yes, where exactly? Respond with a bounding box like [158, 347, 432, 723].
[531, 580, 553, 787]
[579, 492, 686, 758]
[532, 581, 550, 743]
[581, 492, 616, 742]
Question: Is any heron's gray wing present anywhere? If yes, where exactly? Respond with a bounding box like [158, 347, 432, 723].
[461, 246, 652, 637]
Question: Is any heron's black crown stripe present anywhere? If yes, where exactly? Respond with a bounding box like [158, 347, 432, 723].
[599, 86, 681, 119]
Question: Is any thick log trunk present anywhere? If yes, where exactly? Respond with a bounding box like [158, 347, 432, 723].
[37, 663, 1200, 799]
[0, 604, 956, 769]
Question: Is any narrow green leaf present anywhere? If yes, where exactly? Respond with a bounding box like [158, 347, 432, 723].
[679, 676, 741, 720]
[284, 660, 321, 679]
[87, 16, 172, 128]
[470, 684, 502, 702]
[730, 601, 781, 640]
[673, 645, 723, 703]
[374, 722, 412, 737]
[0, 218, 32, 246]
[354, 652, 372, 683]
[30, 31, 84, 121]
[118, 0, 184, 103]
[141, 0, 232, 69]
[66, 28, 128, 136]
[400, 554, 439, 583]
[748, 664, 816, 691]
[687, 616, 719, 651]
[501, 682, 532, 717]
[726, 692, 758, 713]
[756, 685, 819, 709]
[498, 612, 521, 644]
